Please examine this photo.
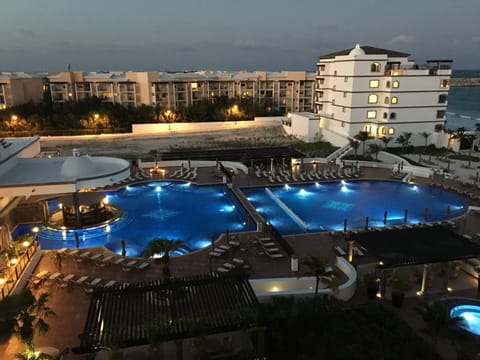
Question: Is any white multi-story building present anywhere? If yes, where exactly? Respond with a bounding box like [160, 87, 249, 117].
[314, 44, 452, 146]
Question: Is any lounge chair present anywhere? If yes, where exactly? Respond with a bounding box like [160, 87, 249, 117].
[74, 276, 89, 285]
[135, 262, 150, 270]
[103, 280, 117, 287]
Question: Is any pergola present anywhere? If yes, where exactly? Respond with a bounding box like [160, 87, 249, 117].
[350, 225, 480, 294]
[74, 271, 259, 355]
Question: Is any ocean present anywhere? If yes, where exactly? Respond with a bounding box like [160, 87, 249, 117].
[446, 70, 480, 131]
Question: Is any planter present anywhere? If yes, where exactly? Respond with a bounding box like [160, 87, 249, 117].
[366, 285, 379, 300]
[391, 291, 405, 308]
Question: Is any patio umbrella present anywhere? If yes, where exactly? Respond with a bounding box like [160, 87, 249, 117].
[446, 205, 451, 219]
[424, 208, 429, 222]
[364, 216, 369, 231]
[383, 211, 388, 225]
[403, 209, 408, 224]
[343, 218, 348, 233]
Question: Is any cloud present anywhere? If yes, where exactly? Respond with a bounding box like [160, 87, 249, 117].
[387, 34, 415, 46]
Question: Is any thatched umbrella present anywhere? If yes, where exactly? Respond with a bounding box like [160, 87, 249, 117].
[74, 232, 79, 248]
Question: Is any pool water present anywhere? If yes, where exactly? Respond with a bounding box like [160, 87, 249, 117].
[241, 180, 468, 234]
[27, 179, 468, 256]
[36, 182, 254, 256]
[450, 305, 480, 336]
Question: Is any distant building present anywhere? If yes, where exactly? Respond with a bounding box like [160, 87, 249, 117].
[0, 72, 45, 109]
[46, 70, 316, 114]
[314, 44, 452, 146]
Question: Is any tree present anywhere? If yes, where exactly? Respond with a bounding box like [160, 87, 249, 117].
[298, 255, 336, 296]
[354, 131, 373, 156]
[418, 131, 431, 162]
[142, 238, 184, 278]
[417, 300, 463, 346]
[0, 288, 55, 358]
[395, 132, 412, 153]
[368, 143, 382, 161]
[348, 138, 360, 166]
[380, 136, 393, 152]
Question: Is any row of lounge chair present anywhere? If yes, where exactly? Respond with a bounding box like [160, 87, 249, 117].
[256, 236, 285, 259]
[29, 270, 124, 292]
[58, 248, 151, 270]
[169, 167, 198, 181]
[216, 257, 248, 273]
[261, 167, 360, 184]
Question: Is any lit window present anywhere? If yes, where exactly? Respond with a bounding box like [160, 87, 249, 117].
[368, 94, 378, 104]
[367, 110, 377, 119]
[390, 112, 396, 119]
[384, 96, 389, 104]
[380, 127, 386, 135]
[392, 81, 399, 88]
[391, 97, 398, 104]
[388, 128, 395, 135]
[440, 80, 449, 88]
[369, 80, 379, 88]
[371, 62, 381, 72]
[191, 82, 198, 90]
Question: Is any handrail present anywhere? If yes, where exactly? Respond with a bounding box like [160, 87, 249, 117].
[0, 241, 39, 300]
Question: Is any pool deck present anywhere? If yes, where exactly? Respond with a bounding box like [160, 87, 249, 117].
[3, 165, 480, 359]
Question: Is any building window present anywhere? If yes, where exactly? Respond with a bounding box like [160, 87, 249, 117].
[386, 81, 391, 88]
[392, 80, 400, 88]
[383, 112, 388, 119]
[440, 79, 449, 88]
[371, 62, 381, 72]
[391, 96, 398, 104]
[344, 76, 348, 82]
[319, 65, 325, 71]
[191, 82, 198, 90]
[332, 99, 335, 105]
[318, 91, 324, 98]
[319, 78, 325, 85]
[341, 121, 345, 127]
[342, 107, 346, 113]
[438, 94, 447, 103]
[388, 128, 395, 135]
[390, 112, 396, 119]
[343, 92, 347, 98]
[334, 70, 337, 76]
[368, 94, 378, 104]
[437, 110, 445, 118]
[384, 96, 389, 104]
[367, 110, 377, 119]
[369, 80, 379, 88]
[333, 85, 336, 90]
[379, 126, 386, 135]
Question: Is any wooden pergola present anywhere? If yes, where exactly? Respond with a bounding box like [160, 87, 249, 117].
[74, 271, 259, 354]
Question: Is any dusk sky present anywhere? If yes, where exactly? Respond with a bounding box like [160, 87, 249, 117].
[1, 0, 479, 72]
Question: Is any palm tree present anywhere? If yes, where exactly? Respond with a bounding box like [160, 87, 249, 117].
[418, 131, 431, 162]
[142, 238, 184, 278]
[0, 288, 55, 358]
[298, 255, 336, 296]
[380, 136, 393, 152]
[395, 132, 412, 153]
[348, 138, 360, 168]
[354, 131, 373, 156]
[368, 143, 382, 161]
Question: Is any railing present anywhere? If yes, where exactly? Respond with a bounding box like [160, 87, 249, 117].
[266, 223, 294, 256]
[0, 241, 39, 300]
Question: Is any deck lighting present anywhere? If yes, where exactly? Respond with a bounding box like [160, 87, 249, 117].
[10, 258, 18, 265]
[22, 240, 30, 248]
[0, 278, 5, 285]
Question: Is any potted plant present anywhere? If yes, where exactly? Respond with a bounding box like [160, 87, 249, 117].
[389, 277, 412, 308]
[363, 272, 380, 300]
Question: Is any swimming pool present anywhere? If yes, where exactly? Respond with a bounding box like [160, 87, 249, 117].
[449, 304, 480, 336]
[241, 180, 468, 234]
[35, 182, 255, 256]
[26, 179, 468, 256]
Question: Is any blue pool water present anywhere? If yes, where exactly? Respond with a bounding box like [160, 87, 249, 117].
[450, 304, 480, 336]
[34, 182, 255, 257]
[241, 180, 468, 234]
[22, 179, 468, 256]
